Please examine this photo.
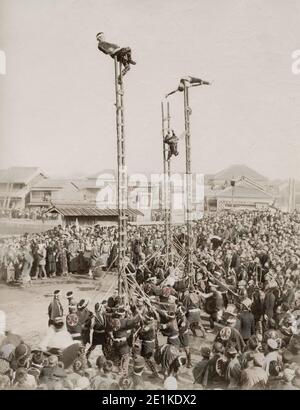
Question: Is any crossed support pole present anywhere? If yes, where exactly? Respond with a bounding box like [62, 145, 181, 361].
[114, 57, 129, 301]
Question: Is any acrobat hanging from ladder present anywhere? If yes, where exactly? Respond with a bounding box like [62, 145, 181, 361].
[96, 32, 136, 81]
[165, 76, 210, 98]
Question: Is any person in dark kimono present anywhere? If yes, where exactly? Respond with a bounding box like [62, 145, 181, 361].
[263, 285, 276, 329]
[107, 240, 118, 270]
[176, 305, 192, 368]
[239, 298, 256, 343]
[86, 302, 107, 358]
[46, 242, 57, 278]
[77, 299, 93, 346]
[68, 240, 79, 274]
[48, 290, 64, 327]
[202, 342, 227, 390]
[193, 346, 211, 385]
[164, 130, 179, 160]
[108, 308, 141, 378]
[56, 242, 68, 277]
[183, 289, 206, 338]
[138, 313, 159, 377]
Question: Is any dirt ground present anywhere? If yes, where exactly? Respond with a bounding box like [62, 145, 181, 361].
[0, 274, 214, 389]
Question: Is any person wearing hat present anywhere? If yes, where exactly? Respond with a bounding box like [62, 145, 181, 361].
[77, 299, 93, 346]
[28, 349, 46, 380]
[48, 290, 64, 327]
[66, 291, 76, 307]
[86, 302, 107, 358]
[176, 305, 192, 368]
[138, 313, 159, 378]
[193, 347, 211, 386]
[239, 298, 255, 344]
[183, 289, 206, 339]
[11, 342, 31, 371]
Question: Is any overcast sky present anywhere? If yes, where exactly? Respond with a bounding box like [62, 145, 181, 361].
[0, 0, 300, 180]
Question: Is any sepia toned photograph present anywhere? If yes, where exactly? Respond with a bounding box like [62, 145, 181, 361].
[0, 0, 300, 394]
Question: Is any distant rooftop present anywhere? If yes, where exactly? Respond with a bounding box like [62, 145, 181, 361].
[31, 179, 73, 190]
[217, 177, 273, 199]
[0, 167, 45, 184]
[46, 204, 143, 217]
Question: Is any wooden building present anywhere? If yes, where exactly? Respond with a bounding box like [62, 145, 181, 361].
[44, 204, 143, 226]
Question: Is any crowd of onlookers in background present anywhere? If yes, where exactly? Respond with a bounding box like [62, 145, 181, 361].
[0, 208, 58, 221]
[0, 209, 300, 389]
